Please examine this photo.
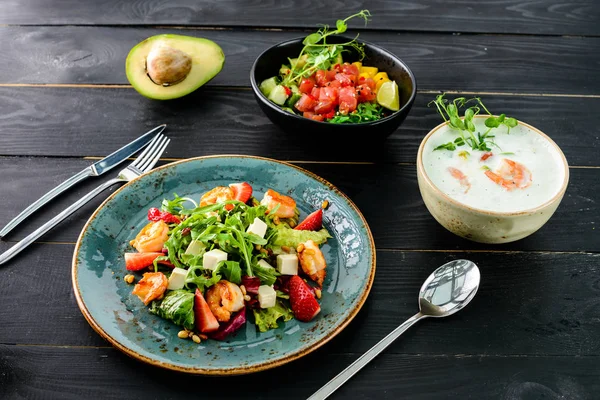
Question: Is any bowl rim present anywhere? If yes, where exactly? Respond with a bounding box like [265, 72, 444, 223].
[249, 35, 417, 126]
[417, 115, 570, 216]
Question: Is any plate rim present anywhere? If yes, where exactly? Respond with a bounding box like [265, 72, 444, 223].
[71, 154, 376, 375]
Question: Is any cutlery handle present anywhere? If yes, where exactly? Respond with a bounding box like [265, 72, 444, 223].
[307, 312, 425, 400]
[0, 168, 93, 238]
[0, 177, 123, 265]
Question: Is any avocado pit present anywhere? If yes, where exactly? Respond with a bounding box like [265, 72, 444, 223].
[146, 44, 192, 86]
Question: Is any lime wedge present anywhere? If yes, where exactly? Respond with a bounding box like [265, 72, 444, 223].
[376, 80, 400, 111]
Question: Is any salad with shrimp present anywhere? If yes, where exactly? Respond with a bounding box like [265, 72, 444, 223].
[123, 182, 332, 342]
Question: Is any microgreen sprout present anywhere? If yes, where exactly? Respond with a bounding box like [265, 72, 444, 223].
[283, 10, 371, 87]
[428, 93, 518, 152]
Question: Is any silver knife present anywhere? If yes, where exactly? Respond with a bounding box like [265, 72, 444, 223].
[0, 124, 167, 238]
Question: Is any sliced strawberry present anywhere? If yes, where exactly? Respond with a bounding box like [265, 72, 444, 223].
[288, 275, 321, 322]
[195, 289, 220, 333]
[124, 252, 171, 271]
[295, 209, 323, 231]
[229, 182, 253, 204]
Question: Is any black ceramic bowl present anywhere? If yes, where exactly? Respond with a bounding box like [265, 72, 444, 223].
[250, 35, 417, 140]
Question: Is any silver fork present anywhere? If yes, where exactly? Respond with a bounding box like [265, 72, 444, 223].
[0, 133, 170, 265]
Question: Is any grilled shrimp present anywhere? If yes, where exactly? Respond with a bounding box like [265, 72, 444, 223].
[129, 220, 169, 253]
[298, 239, 327, 287]
[132, 272, 168, 305]
[205, 280, 245, 322]
[485, 158, 532, 191]
[260, 189, 297, 218]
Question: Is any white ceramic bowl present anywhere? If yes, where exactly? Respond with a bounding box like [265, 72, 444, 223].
[416, 116, 569, 244]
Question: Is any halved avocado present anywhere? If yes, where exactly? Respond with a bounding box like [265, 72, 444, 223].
[126, 34, 225, 100]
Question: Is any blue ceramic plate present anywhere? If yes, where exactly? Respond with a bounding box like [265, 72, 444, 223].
[72, 155, 376, 375]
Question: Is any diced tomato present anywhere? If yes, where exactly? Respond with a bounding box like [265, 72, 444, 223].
[299, 77, 316, 94]
[125, 252, 173, 271]
[303, 112, 325, 122]
[341, 63, 360, 80]
[338, 86, 358, 115]
[195, 289, 220, 333]
[334, 73, 355, 87]
[132, 272, 168, 305]
[229, 182, 252, 204]
[310, 87, 321, 99]
[356, 84, 377, 103]
[295, 93, 318, 112]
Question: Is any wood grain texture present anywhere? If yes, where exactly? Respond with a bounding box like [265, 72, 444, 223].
[0, 157, 597, 252]
[0, 158, 597, 252]
[1, 27, 599, 95]
[2, 243, 600, 358]
[1, 0, 598, 36]
[1, 348, 599, 400]
[0, 88, 598, 166]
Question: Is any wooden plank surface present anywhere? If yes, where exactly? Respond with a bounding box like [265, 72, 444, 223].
[1, 1, 598, 36]
[1, 347, 598, 400]
[0, 89, 597, 166]
[0, 158, 597, 252]
[1, 27, 599, 95]
[2, 243, 599, 357]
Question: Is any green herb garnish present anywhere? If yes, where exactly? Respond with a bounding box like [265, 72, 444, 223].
[328, 102, 384, 124]
[282, 10, 371, 87]
[428, 93, 518, 152]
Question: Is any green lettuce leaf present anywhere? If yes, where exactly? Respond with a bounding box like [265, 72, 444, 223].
[252, 301, 294, 333]
[271, 225, 332, 248]
[149, 290, 195, 330]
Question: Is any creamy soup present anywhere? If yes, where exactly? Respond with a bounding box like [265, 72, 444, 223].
[422, 118, 566, 213]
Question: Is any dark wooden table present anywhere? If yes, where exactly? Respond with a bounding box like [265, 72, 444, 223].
[1, 2, 599, 399]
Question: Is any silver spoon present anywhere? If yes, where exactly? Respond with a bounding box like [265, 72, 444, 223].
[307, 259, 481, 400]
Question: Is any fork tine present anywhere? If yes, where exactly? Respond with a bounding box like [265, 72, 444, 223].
[131, 133, 164, 168]
[139, 137, 170, 172]
[137, 136, 169, 171]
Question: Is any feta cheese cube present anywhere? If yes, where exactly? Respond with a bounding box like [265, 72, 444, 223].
[246, 217, 268, 238]
[258, 285, 277, 308]
[185, 239, 205, 256]
[203, 248, 228, 271]
[257, 259, 274, 270]
[276, 253, 298, 275]
[167, 267, 188, 290]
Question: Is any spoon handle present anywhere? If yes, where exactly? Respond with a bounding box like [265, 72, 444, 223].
[307, 312, 424, 400]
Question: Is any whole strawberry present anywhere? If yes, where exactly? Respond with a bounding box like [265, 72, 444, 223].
[288, 275, 321, 322]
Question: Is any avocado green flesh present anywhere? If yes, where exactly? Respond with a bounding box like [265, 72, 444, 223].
[126, 34, 225, 100]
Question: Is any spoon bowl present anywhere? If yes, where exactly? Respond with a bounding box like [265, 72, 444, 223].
[418, 259, 481, 318]
[308, 259, 481, 400]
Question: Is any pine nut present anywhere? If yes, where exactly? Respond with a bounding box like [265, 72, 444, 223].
[297, 243, 305, 253]
[244, 295, 251, 302]
[255, 244, 262, 251]
[187, 330, 194, 338]
[322, 200, 329, 209]
[240, 285, 247, 295]
[281, 245, 290, 253]
[192, 335, 201, 344]
[273, 216, 280, 225]
[288, 220, 296, 228]
[124, 274, 135, 284]
[177, 330, 188, 339]
[315, 289, 322, 299]
[199, 334, 208, 340]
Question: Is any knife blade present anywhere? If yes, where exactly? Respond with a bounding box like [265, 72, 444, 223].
[0, 124, 167, 238]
